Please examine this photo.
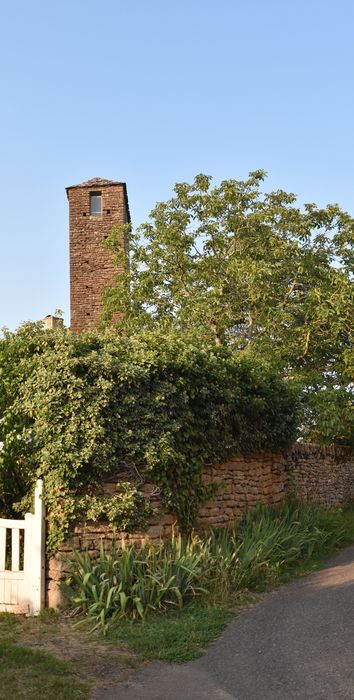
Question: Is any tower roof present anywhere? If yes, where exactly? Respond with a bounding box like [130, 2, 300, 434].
[66, 177, 126, 191]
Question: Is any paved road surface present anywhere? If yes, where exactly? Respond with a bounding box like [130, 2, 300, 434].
[95, 545, 354, 699]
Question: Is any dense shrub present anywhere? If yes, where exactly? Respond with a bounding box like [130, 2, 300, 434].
[0, 324, 298, 551]
[64, 501, 348, 631]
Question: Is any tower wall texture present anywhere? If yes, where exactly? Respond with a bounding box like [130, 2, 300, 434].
[67, 178, 129, 332]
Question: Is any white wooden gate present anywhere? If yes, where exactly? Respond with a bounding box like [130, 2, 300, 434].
[0, 479, 45, 615]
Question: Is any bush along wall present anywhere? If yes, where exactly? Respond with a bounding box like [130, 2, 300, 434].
[0, 324, 299, 553]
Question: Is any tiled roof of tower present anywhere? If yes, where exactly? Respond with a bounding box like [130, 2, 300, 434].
[66, 177, 126, 191]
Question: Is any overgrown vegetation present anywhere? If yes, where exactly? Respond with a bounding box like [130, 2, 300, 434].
[0, 324, 298, 552]
[103, 171, 354, 445]
[64, 500, 349, 633]
[105, 504, 354, 663]
[1, 172, 352, 554]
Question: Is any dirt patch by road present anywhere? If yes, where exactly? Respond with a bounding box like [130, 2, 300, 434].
[0, 612, 140, 695]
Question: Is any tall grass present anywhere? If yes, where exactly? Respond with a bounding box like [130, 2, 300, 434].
[63, 536, 207, 631]
[203, 501, 346, 594]
[64, 500, 347, 631]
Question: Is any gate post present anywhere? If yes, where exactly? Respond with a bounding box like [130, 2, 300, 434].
[24, 479, 45, 615]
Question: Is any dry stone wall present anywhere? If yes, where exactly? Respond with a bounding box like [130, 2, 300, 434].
[285, 443, 354, 507]
[47, 443, 354, 608]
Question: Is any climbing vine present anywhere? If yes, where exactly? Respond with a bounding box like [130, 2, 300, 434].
[0, 324, 298, 553]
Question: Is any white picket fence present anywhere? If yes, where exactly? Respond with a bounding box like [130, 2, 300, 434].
[0, 479, 45, 615]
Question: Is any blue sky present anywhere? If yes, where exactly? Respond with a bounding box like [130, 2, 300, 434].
[1, 0, 353, 330]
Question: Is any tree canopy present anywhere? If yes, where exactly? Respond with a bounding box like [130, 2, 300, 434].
[103, 171, 354, 444]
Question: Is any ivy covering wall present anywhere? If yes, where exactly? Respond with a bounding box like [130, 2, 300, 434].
[0, 324, 298, 552]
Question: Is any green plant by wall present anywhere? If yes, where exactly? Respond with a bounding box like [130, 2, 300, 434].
[0, 324, 299, 552]
[63, 500, 349, 630]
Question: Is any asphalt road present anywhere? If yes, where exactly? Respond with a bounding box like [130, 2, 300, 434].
[95, 545, 354, 700]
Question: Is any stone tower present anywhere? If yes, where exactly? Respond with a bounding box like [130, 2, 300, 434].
[66, 178, 130, 332]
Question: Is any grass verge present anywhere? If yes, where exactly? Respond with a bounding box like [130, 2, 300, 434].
[0, 640, 89, 700]
[0, 610, 138, 700]
[106, 603, 235, 663]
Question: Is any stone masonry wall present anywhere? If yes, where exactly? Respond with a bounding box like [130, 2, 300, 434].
[285, 443, 354, 507]
[67, 178, 129, 333]
[47, 444, 354, 607]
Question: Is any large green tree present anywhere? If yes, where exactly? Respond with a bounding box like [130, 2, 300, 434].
[103, 171, 354, 444]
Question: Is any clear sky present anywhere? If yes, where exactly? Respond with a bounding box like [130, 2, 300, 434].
[1, 0, 353, 330]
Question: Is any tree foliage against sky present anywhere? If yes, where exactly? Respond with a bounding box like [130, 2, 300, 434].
[103, 171, 354, 444]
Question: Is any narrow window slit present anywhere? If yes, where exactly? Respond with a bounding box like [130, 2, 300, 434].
[90, 192, 102, 216]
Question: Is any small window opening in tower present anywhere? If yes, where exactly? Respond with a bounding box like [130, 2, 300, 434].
[90, 192, 102, 215]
